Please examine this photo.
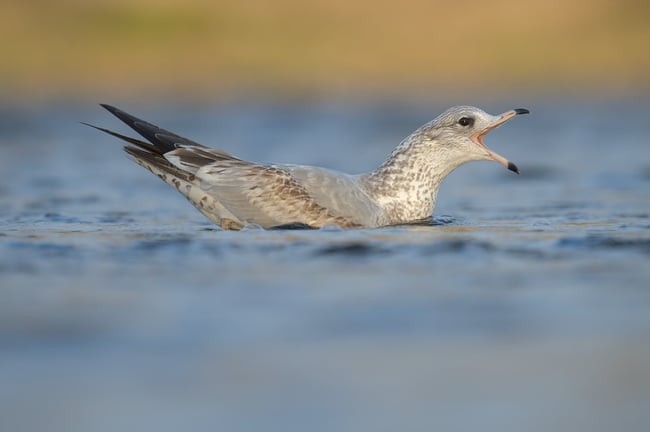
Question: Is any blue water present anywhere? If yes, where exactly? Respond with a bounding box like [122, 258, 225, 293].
[1, 98, 650, 431]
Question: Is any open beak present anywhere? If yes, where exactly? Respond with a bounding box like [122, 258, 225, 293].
[471, 108, 529, 174]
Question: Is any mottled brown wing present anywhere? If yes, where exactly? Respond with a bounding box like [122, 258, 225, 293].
[195, 162, 360, 228]
[280, 165, 384, 226]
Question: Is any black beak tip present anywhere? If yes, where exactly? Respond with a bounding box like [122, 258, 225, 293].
[507, 161, 520, 175]
[514, 108, 530, 115]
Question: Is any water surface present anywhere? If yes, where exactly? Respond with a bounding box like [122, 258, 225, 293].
[1, 99, 649, 431]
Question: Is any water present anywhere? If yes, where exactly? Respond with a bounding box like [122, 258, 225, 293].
[1, 98, 649, 431]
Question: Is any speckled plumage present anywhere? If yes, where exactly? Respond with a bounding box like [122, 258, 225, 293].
[88, 104, 528, 230]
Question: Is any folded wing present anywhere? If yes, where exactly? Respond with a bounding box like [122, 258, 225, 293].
[91, 104, 381, 229]
[193, 161, 366, 228]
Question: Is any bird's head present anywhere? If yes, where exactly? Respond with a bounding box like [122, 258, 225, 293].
[422, 106, 529, 174]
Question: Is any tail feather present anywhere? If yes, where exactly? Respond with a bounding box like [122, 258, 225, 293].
[87, 103, 248, 183]
[99, 104, 206, 153]
[123, 146, 196, 184]
[88, 104, 241, 164]
[81, 122, 162, 155]
[87, 104, 249, 229]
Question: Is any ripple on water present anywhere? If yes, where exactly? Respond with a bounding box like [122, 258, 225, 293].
[557, 235, 650, 254]
[1, 241, 80, 275]
[6, 241, 78, 256]
[418, 239, 495, 256]
[42, 213, 86, 224]
[315, 242, 391, 257]
[132, 235, 194, 252]
[24, 194, 101, 211]
[431, 215, 458, 226]
[97, 212, 137, 224]
[314, 238, 502, 259]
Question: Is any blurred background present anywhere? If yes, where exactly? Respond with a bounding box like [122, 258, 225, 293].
[2, 1, 650, 432]
[2, 0, 649, 102]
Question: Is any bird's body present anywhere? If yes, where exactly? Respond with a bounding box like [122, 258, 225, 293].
[89, 104, 528, 230]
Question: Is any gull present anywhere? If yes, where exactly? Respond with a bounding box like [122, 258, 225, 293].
[86, 104, 529, 230]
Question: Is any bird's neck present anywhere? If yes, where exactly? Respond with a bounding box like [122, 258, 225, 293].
[362, 135, 461, 224]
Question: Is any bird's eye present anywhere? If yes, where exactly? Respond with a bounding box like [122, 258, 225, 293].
[458, 117, 474, 127]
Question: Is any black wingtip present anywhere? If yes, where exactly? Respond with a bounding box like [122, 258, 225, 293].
[98, 104, 135, 126]
[80, 121, 109, 132]
[99, 104, 130, 120]
[507, 161, 520, 175]
[96, 103, 207, 154]
[81, 121, 164, 155]
[514, 108, 530, 115]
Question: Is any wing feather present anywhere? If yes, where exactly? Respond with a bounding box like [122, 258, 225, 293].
[196, 162, 363, 228]
[280, 165, 384, 226]
[165, 146, 241, 174]
[91, 104, 382, 229]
